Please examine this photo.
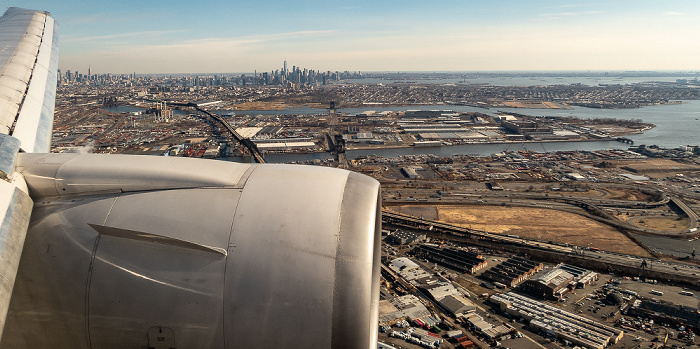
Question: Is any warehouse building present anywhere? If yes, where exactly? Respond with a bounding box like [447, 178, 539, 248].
[631, 299, 700, 328]
[420, 283, 461, 302]
[501, 120, 553, 137]
[490, 292, 623, 349]
[389, 257, 431, 282]
[520, 268, 574, 300]
[439, 294, 476, 317]
[413, 245, 488, 274]
[400, 166, 421, 179]
[404, 110, 459, 118]
[520, 262, 599, 300]
[256, 141, 315, 152]
[389, 230, 426, 245]
[378, 294, 431, 324]
[481, 255, 543, 288]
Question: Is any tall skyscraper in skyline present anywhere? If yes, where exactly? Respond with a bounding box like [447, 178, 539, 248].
[283, 60, 287, 76]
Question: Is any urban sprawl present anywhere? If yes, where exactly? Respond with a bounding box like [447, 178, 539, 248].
[56, 68, 700, 349]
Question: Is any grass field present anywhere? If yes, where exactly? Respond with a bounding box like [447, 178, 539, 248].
[630, 217, 691, 231]
[389, 204, 652, 257]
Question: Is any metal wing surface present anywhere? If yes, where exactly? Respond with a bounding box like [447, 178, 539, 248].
[0, 6, 57, 342]
[0, 8, 381, 349]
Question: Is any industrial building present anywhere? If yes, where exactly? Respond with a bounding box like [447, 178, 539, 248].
[420, 283, 461, 302]
[520, 268, 574, 300]
[490, 292, 623, 349]
[439, 294, 477, 317]
[404, 110, 459, 118]
[252, 137, 312, 144]
[519, 264, 598, 300]
[389, 230, 426, 245]
[413, 245, 488, 274]
[378, 294, 431, 324]
[501, 120, 554, 139]
[417, 131, 490, 141]
[400, 166, 421, 179]
[347, 132, 385, 144]
[388, 258, 431, 282]
[255, 141, 315, 152]
[462, 314, 515, 340]
[481, 255, 543, 288]
[631, 299, 700, 328]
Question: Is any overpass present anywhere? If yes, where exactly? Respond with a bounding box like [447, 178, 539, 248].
[669, 196, 699, 231]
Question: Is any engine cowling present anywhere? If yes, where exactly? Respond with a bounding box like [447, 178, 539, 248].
[1, 154, 380, 348]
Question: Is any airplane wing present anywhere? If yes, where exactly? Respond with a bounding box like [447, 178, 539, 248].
[0, 8, 381, 349]
[0, 6, 58, 343]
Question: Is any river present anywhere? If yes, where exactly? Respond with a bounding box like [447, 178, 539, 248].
[340, 75, 699, 86]
[259, 100, 700, 163]
[105, 91, 700, 256]
[105, 99, 700, 162]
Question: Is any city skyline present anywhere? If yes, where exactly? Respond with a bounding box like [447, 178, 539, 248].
[12, 0, 700, 74]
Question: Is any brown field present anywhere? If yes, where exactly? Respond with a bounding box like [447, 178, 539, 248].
[630, 217, 691, 231]
[389, 204, 652, 257]
[231, 101, 292, 110]
[503, 101, 568, 109]
[619, 159, 700, 172]
[603, 187, 651, 201]
[557, 189, 606, 198]
[615, 159, 700, 179]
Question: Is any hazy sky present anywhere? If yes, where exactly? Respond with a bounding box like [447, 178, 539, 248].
[6, 1, 700, 74]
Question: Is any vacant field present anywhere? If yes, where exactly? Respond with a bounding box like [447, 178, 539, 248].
[603, 187, 651, 201]
[231, 101, 291, 110]
[503, 101, 569, 109]
[616, 159, 700, 179]
[556, 189, 606, 198]
[389, 204, 652, 257]
[392, 206, 439, 220]
[629, 216, 691, 232]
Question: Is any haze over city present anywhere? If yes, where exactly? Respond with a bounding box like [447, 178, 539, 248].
[13, 0, 700, 74]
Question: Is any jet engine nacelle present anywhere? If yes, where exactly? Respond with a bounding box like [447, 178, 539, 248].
[1, 154, 380, 349]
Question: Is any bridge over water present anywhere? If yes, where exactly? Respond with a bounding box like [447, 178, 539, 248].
[168, 102, 266, 164]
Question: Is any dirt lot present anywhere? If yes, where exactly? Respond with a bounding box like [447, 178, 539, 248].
[503, 101, 569, 109]
[603, 187, 651, 201]
[230, 101, 292, 110]
[616, 159, 700, 179]
[390, 204, 652, 257]
[629, 216, 691, 231]
[453, 278, 495, 298]
[556, 189, 606, 198]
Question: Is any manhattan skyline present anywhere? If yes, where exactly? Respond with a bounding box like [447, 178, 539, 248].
[12, 0, 700, 74]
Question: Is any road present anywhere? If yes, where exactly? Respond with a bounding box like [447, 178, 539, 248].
[382, 210, 700, 282]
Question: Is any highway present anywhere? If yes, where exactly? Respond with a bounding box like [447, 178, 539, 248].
[160, 100, 267, 163]
[669, 195, 699, 231]
[190, 104, 266, 163]
[381, 186, 699, 236]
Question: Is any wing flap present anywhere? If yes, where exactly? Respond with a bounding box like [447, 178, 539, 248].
[0, 134, 32, 341]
